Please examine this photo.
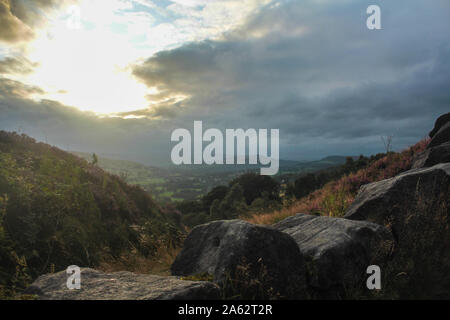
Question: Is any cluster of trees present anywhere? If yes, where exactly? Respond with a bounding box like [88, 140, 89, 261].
[0, 132, 183, 298]
[176, 173, 282, 227]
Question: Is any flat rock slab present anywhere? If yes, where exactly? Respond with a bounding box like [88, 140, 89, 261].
[25, 268, 220, 300]
[273, 213, 392, 295]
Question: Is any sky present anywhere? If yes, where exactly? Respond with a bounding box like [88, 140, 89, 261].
[0, 0, 449, 165]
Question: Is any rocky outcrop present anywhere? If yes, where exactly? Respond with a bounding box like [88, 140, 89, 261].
[413, 112, 450, 168]
[429, 112, 450, 139]
[273, 213, 393, 297]
[412, 141, 450, 169]
[25, 268, 220, 300]
[171, 220, 306, 299]
[344, 162, 450, 298]
[427, 122, 450, 149]
[344, 163, 449, 229]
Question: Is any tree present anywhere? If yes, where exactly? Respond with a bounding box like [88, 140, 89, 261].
[381, 135, 394, 153]
[230, 173, 279, 205]
[210, 184, 247, 220]
[294, 173, 318, 199]
[91, 153, 98, 165]
[176, 200, 203, 215]
[202, 185, 229, 211]
[119, 170, 129, 182]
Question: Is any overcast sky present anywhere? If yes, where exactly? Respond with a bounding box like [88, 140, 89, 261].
[0, 0, 449, 165]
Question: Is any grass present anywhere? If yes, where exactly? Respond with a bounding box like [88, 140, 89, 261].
[97, 246, 181, 276]
[245, 139, 429, 225]
[181, 272, 214, 282]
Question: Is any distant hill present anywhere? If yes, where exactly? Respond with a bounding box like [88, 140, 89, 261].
[167, 156, 349, 175]
[0, 131, 183, 298]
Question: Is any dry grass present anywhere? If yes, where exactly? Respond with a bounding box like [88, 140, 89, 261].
[245, 139, 430, 225]
[97, 246, 181, 276]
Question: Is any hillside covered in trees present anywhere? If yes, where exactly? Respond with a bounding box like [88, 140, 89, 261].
[0, 131, 184, 298]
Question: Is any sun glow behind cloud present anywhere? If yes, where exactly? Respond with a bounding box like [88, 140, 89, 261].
[3, 0, 270, 115]
[27, 20, 151, 114]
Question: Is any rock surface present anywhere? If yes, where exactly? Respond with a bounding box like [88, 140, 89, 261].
[25, 268, 220, 300]
[412, 141, 450, 169]
[413, 113, 450, 168]
[343, 161, 450, 299]
[344, 163, 450, 241]
[171, 220, 306, 298]
[429, 112, 450, 138]
[428, 121, 450, 149]
[273, 213, 393, 296]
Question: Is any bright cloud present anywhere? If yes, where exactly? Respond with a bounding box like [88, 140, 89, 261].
[0, 0, 270, 114]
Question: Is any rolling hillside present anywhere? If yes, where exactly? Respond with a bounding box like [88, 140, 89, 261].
[0, 131, 183, 298]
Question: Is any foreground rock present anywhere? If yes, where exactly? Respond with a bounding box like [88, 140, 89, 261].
[344, 163, 449, 298]
[273, 213, 393, 298]
[171, 220, 306, 299]
[25, 268, 220, 300]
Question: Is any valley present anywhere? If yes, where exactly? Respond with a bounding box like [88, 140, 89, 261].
[72, 152, 350, 203]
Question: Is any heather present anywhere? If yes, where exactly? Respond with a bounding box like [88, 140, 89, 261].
[246, 139, 429, 225]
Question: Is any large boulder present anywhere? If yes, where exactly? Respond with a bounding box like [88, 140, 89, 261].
[429, 112, 450, 138]
[412, 141, 450, 169]
[344, 163, 450, 298]
[344, 163, 450, 229]
[273, 213, 393, 298]
[25, 268, 220, 300]
[428, 121, 450, 149]
[171, 220, 307, 299]
[411, 112, 450, 169]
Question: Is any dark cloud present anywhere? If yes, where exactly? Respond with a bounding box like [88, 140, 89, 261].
[130, 0, 450, 159]
[0, 0, 75, 43]
[0, 77, 45, 98]
[0, 56, 38, 75]
[10, 0, 60, 26]
[0, 0, 34, 43]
